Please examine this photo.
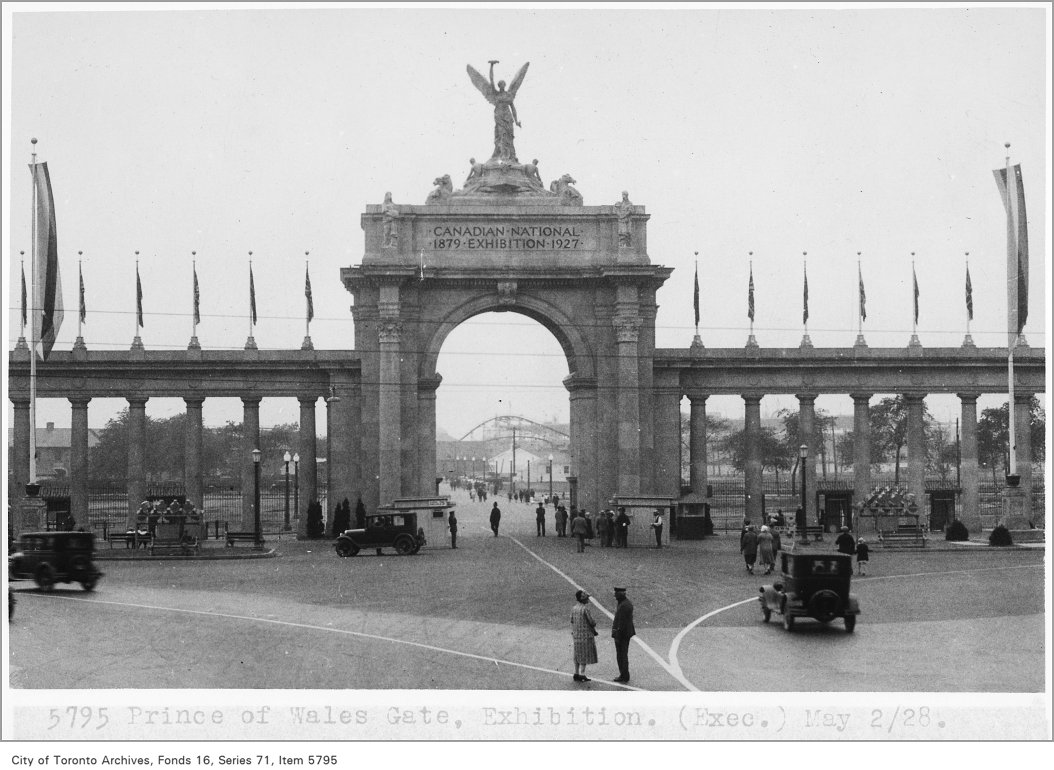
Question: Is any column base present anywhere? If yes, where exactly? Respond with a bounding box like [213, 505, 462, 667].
[961, 333, 976, 348]
[745, 334, 759, 350]
[14, 335, 28, 351]
[188, 336, 201, 350]
[799, 334, 813, 349]
[1000, 485, 1031, 530]
[244, 336, 258, 350]
[130, 336, 145, 351]
[301, 335, 314, 350]
[907, 334, 922, 349]
[690, 334, 704, 352]
[853, 334, 867, 348]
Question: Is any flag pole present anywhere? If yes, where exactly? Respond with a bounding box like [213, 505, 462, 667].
[192, 253, 197, 341]
[19, 251, 27, 340]
[965, 252, 971, 337]
[306, 252, 311, 339]
[29, 138, 39, 485]
[857, 253, 862, 336]
[77, 253, 83, 341]
[1005, 143, 1017, 477]
[748, 253, 754, 337]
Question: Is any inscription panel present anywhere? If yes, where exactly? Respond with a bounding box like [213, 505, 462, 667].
[418, 221, 597, 253]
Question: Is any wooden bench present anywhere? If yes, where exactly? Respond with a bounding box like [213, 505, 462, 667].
[106, 530, 151, 549]
[150, 523, 199, 555]
[224, 525, 261, 548]
[878, 528, 927, 548]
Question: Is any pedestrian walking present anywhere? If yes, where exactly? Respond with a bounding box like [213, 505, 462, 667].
[650, 510, 664, 548]
[571, 510, 588, 553]
[611, 586, 635, 683]
[616, 508, 630, 548]
[448, 510, 458, 549]
[741, 524, 758, 574]
[856, 538, 870, 575]
[584, 510, 594, 541]
[570, 590, 598, 682]
[556, 505, 568, 537]
[770, 524, 782, 555]
[535, 502, 546, 536]
[490, 502, 501, 537]
[835, 526, 856, 555]
[596, 510, 610, 546]
[604, 511, 615, 547]
[757, 525, 775, 574]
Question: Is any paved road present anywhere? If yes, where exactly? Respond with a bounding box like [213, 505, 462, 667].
[9, 488, 1046, 691]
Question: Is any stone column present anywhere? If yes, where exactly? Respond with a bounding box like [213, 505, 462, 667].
[417, 375, 442, 496]
[851, 393, 872, 533]
[957, 393, 980, 534]
[297, 396, 319, 539]
[378, 316, 403, 506]
[742, 394, 763, 523]
[1014, 392, 1034, 520]
[184, 397, 205, 518]
[126, 397, 148, 529]
[904, 393, 927, 525]
[326, 379, 358, 520]
[613, 314, 643, 495]
[566, 374, 598, 513]
[241, 396, 261, 530]
[653, 380, 682, 499]
[797, 394, 818, 528]
[11, 398, 31, 498]
[689, 394, 709, 497]
[69, 397, 91, 530]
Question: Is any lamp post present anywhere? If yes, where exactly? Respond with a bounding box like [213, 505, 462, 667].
[799, 443, 808, 544]
[480, 457, 485, 483]
[293, 453, 300, 522]
[252, 448, 263, 549]
[471, 457, 476, 481]
[548, 454, 554, 505]
[283, 451, 292, 531]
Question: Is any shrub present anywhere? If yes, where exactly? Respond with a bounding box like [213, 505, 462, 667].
[945, 519, 969, 541]
[988, 523, 1013, 547]
[306, 500, 325, 538]
[331, 499, 351, 537]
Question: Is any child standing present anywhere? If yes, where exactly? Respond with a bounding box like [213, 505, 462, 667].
[855, 537, 869, 575]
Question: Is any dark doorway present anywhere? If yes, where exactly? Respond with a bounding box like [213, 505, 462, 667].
[819, 492, 854, 531]
[928, 491, 956, 532]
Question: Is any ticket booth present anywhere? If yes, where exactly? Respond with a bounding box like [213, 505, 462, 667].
[610, 495, 677, 547]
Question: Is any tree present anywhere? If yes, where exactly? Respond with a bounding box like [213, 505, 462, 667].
[977, 397, 1046, 479]
[724, 428, 792, 481]
[869, 396, 935, 484]
[777, 407, 834, 486]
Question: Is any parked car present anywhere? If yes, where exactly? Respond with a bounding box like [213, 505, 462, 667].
[759, 551, 859, 632]
[334, 512, 426, 557]
[9, 531, 103, 592]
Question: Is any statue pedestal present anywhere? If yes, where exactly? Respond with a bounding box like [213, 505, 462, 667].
[16, 495, 48, 536]
[1000, 485, 1030, 530]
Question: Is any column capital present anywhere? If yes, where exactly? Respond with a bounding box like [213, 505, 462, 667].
[378, 319, 402, 343]
[613, 316, 642, 343]
[127, 396, 149, 408]
[686, 392, 710, 405]
[741, 393, 764, 405]
[10, 397, 31, 408]
[795, 393, 818, 405]
[849, 392, 873, 404]
[298, 395, 319, 408]
[183, 396, 206, 408]
[956, 392, 980, 404]
[69, 396, 92, 407]
[902, 392, 928, 404]
[241, 396, 262, 408]
[563, 373, 597, 393]
[418, 373, 443, 393]
[1013, 391, 1035, 405]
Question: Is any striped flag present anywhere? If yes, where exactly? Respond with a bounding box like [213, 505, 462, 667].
[305, 264, 314, 323]
[858, 263, 866, 322]
[78, 263, 86, 324]
[912, 264, 919, 326]
[249, 264, 257, 326]
[30, 162, 63, 358]
[693, 261, 700, 328]
[192, 264, 200, 326]
[965, 264, 973, 322]
[136, 264, 144, 327]
[802, 264, 809, 325]
[993, 163, 1029, 343]
[21, 262, 27, 329]
[747, 265, 755, 322]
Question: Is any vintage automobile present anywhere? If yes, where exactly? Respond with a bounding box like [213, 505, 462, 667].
[334, 511, 426, 557]
[9, 531, 103, 592]
[759, 551, 859, 632]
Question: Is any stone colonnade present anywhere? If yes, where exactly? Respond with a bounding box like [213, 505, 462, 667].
[675, 390, 1037, 532]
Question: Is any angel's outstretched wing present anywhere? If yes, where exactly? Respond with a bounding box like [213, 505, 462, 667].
[466, 64, 495, 104]
[507, 62, 530, 97]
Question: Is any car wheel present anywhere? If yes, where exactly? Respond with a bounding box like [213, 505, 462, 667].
[782, 612, 795, 632]
[81, 576, 98, 592]
[34, 564, 55, 592]
[844, 615, 856, 633]
[335, 538, 358, 558]
[393, 535, 415, 555]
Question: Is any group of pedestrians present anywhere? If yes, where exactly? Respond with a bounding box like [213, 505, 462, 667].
[569, 586, 635, 684]
[740, 519, 782, 575]
[835, 526, 870, 575]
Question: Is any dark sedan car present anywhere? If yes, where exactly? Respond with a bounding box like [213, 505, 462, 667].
[334, 512, 426, 557]
[759, 551, 859, 632]
[9, 531, 103, 592]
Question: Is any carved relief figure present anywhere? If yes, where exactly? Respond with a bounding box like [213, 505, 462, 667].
[464, 157, 485, 190]
[466, 60, 530, 162]
[382, 192, 399, 248]
[426, 175, 453, 204]
[550, 174, 584, 206]
[524, 158, 544, 189]
[617, 191, 634, 246]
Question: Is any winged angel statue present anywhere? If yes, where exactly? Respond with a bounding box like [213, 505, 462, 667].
[467, 61, 530, 163]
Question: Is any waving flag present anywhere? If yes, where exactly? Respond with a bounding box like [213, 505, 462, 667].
[21, 262, 27, 329]
[193, 264, 200, 326]
[693, 261, 700, 328]
[136, 264, 144, 328]
[305, 264, 314, 323]
[802, 264, 809, 325]
[965, 264, 973, 322]
[747, 265, 755, 322]
[912, 264, 919, 326]
[249, 264, 257, 326]
[79, 263, 86, 324]
[858, 263, 866, 322]
[993, 163, 1029, 342]
[30, 162, 63, 358]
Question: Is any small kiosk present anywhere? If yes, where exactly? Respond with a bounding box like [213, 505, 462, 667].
[676, 491, 712, 540]
[380, 496, 456, 547]
[609, 495, 677, 547]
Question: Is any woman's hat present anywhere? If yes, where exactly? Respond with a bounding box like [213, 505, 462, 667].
[575, 590, 589, 601]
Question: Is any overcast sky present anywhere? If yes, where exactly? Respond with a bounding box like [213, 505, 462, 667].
[4, 4, 1049, 438]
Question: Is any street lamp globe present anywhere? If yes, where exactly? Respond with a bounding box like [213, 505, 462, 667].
[293, 453, 300, 464]
[799, 444, 808, 461]
[252, 448, 262, 464]
[284, 451, 292, 464]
